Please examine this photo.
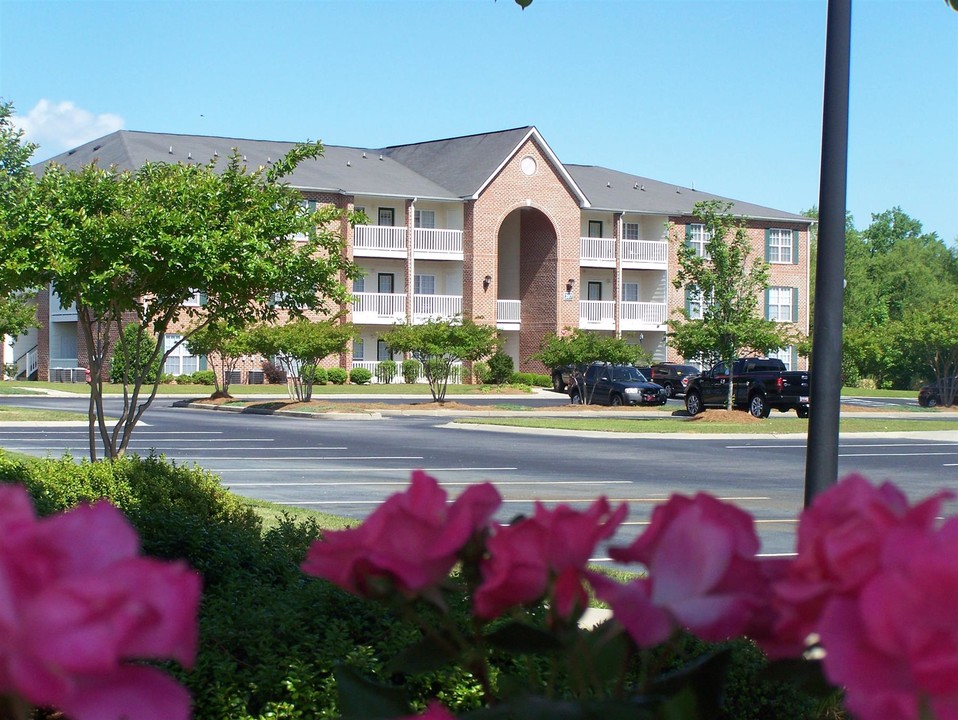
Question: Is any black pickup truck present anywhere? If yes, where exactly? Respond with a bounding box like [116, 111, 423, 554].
[684, 357, 810, 418]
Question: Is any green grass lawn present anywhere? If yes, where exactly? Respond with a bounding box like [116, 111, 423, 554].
[0, 405, 89, 422]
[454, 416, 958, 434]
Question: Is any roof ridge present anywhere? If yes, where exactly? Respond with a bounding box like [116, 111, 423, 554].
[381, 125, 534, 151]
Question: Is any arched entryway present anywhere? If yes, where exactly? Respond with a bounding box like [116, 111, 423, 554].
[496, 206, 575, 374]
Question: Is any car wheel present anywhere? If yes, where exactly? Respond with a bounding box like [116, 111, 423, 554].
[685, 390, 703, 415]
[570, 390, 582, 405]
[749, 394, 771, 419]
[552, 374, 565, 392]
[796, 405, 809, 418]
[927, 396, 939, 408]
[610, 394, 623, 407]
[663, 382, 674, 398]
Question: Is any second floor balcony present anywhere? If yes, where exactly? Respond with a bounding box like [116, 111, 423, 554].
[353, 225, 464, 260]
[580, 300, 668, 331]
[352, 292, 463, 325]
[580, 237, 669, 269]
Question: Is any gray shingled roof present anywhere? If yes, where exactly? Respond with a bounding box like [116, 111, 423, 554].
[35, 127, 810, 223]
[380, 126, 535, 198]
[567, 164, 810, 223]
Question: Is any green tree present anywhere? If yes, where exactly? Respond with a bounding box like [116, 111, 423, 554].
[532, 327, 649, 402]
[896, 296, 958, 405]
[669, 200, 797, 410]
[248, 320, 355, 402]
[0, 293, 36, 343]
[381, 317, 501, 402]
[185, 321, 254, 397]
[2, 147, 360, 460]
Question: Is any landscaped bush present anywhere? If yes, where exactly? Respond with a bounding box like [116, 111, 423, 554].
[109, 323, 162, 384]
[510, 372, 551, 388]
[472, 360, 490, 385]
[300, 365, 327, 386]
[349, 367, 372, 385]
[189, 370, 217, 385]
[375, 359, 397, 384]
[486, 351, 514, 385]
[327, 367, 348, 385]
[262, 360, 287, 384]
[402, 359, 421, 384]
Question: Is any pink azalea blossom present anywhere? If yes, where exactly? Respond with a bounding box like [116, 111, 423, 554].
[763, 474, 953, 658]
[818, 518, 958, 720]
[301, 471, 501, 600]
[0, 484, 201, 720]
[598, 493, 774, 644]
[474, 497, 627, 620]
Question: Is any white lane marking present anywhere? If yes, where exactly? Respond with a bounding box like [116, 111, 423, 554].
[161, 455, 425, 461]
[839, 452, 958, 457]
[283, 495, 772, 506]
[726, 442, 958, 450]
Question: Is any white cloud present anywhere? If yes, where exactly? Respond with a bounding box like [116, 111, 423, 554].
[15, 100, 124, 157]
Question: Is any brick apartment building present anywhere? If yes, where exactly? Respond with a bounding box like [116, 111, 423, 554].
[6, 126, 812, 383]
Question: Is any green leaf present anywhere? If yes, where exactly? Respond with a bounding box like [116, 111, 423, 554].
[333, 664, 410, 720]
[648, 647, 732, 719]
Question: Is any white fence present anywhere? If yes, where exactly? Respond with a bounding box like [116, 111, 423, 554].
[413, 228, 463, 256]
[580, 237, 668, 266]
[353, 225, 407, 253]
[351, 360, 463, 384]
[413, 294, 462, 320]
[580, 300, 615, 324]
[621, 301, 668, 325]
[353, 292, 406, 317]
[580, 237, 615, 263]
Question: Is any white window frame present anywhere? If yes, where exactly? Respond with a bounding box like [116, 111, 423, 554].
[414, 209, 436, 229]
[689, 224, 711, 258]
[414, 274, 436, 295]
[353, 276, 366, 293]
[163, 333, 200, 376]
[623, 222, 640, 241]
[768, 228, 793, 264]
[687, 287, 705, 320]
[353, 338, 365, 360]
[378, 207, 395, 227]
[769, 346, 794, 371]
[767, 287, 793, 322]
[622, 282, 639, 302]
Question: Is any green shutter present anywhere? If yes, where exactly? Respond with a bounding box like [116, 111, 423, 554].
[198, 292, 208, 307]
[765, 288, 771, 320]
[792, 229, 800, 264]
[199, 356, 207, 371]
[792, 287, 799, 322]
[685, 287, 691, 316]
[684, 225, 692, 247]
[765, 229, 772, 260]
[791, 346, 798, 370]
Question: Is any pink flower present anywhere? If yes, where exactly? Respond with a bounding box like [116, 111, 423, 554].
[764, 474, 953, 657]
[597, 493, 775, 645]
[473, 498, 627, 620]
[817, 518, 958, 720]
[301, 471, 501, 601]
[0, 484, 201, 720]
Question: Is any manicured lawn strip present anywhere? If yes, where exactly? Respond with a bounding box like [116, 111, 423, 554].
[243, 497, 358, 532]
[0, 406, 89, 421]
[0, 385, 46, 395]
[454, 416, 958, 434]
[840, 386, 915, 398]
[3, 381, 535, 396]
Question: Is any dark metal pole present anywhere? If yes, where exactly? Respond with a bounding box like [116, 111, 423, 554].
[805, 0, 852, 506]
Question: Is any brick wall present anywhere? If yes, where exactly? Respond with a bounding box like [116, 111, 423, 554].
[466, 137, 581, 374]
[666, 218, 810, 369]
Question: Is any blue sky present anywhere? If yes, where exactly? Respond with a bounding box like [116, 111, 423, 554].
[2, 0, 956, 241]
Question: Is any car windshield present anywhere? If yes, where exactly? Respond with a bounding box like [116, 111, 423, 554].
[613, 367, 646, 382]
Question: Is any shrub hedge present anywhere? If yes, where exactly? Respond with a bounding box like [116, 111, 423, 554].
[0, 451, 821, 720]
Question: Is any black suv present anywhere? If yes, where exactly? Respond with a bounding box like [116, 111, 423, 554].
[568, 363, 667, 406]
[918, 377, 958, 407]
[650, 362, 700, 398]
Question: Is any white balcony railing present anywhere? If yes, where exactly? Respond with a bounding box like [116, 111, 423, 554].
[496, 299, 521, 324]
[353, 225, 407, 254]
[413, 228, 463, 256]
[413, 294, 462, 320]
[621, 240, 668, 266]
[350, 360, 462, 384]
[352, 292, 406, 318]
[580, 238, 669, 267]
[580, 300, 615, 324]
[580, 237, 615, 264]
[621, 301, 668, 326]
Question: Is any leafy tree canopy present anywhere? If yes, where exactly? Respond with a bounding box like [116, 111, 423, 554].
[1, 137, 360, 460]
[382, 317, 500, 402]
[532, 328, 648, 370]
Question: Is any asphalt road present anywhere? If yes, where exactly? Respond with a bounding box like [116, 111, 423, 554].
[1, 394, 955, 560]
